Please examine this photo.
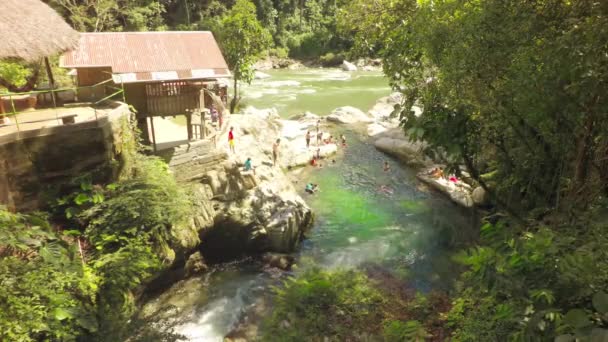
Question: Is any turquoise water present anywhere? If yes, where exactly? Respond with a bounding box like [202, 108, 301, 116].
[140, 71, 475, 341]
[240, 69, 392, 117]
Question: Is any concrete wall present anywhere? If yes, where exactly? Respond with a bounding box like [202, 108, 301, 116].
[0, 102, 132, 212]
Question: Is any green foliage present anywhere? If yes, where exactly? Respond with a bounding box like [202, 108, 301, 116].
[219, 0, 271, 112]
[0, 208, 98, 342]
[48, 0, 166, 32]
[383, 320, 430, 342]
[80, 155, 190, 259]
[448, 217, 608, 340]
[347, 0, 608, 214]
[0, 60, 32, 88]
[262, 268, 384, 340]
[319, 52, 344, 67]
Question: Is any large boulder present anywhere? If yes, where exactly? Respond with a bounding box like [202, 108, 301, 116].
[341, 60, 357, 71]
[327, 106, 374, 124]
[374, 137, 430, 167]
[417, 171, 474, 208]
[472, 186, 490, 207]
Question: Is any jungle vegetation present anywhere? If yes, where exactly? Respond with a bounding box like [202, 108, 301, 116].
[264, 0, 608, 340]
[1, 0, 608, 341]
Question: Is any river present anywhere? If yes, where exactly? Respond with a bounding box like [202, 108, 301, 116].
[139, 69, 476, 341]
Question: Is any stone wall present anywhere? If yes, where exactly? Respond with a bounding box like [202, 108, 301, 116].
[156, 139, 228, 183]
[0, 102, 132, 212]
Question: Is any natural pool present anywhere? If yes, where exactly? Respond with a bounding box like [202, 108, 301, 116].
[140, 127, 476, 341]
[141, 68, 477, 340]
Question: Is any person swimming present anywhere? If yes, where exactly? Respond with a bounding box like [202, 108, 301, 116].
[383, 160, 391, 172]
[379, 185, 394, 195]
[305, 183, 318, 194]
[340, 134, 347, 146]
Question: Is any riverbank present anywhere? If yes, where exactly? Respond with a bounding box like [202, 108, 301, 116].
[135, 94, 478, 340]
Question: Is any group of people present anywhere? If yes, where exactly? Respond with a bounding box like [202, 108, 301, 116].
[306, 120, 347, 149]
[427, 166, 461, 184]
[228, 126, 282, 175]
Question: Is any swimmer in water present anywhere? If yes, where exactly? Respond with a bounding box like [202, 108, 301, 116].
[379, 185, 394, 195]
[383, 160, 391, 172]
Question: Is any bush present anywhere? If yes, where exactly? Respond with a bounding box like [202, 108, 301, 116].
[383, 320, 431, 342]
[0, 209, 98, 341]
[262, 268, 384, 341]
[320, 52, 345, 67]
[269, 47, 289, 59]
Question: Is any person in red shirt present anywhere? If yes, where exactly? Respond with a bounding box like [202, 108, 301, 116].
[228, 126, 235, 153]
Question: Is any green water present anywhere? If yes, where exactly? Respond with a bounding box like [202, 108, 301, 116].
[240, 69, 392, 117]
[296, 130, 475, 285]
[141, 70, 476, 341]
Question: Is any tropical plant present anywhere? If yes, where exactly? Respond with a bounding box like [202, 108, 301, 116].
[219, 0, 272, 113]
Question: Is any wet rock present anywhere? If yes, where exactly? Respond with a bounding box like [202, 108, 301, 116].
[184, 251, 207, 277]
[341, 60, 357, 71]
[262, 253, 295, 270]
[254, 71, 271, 80]
[327, 106, 373, 124]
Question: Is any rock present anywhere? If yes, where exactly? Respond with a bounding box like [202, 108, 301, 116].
[362, 65, 376, 72]
[472, 186, 490, 206]
[367, 123, 389, 137]
[417, 171, 474, 208]
[288, 111, 319, 122]
[341, 60, 358, 71]
[241, 106, 279, 120]
[254, 71, 271, 80]
[327, 106, 373, 124]
[184, 251, 207, 277]
[254, 58, 274, 71]
[370, 58, 383, 66]
[356, 58, 366, 67]
[284, 143, 338, 169]
[374, 136, 430, 167]
[262, 253, 295, 270]
[287, 62, 304, 70]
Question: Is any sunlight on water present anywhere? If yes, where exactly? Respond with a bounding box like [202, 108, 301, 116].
[240, 68, 391, 117]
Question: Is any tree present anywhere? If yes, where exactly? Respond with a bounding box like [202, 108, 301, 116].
[0, 59, 42, 93]
[219, 0, 271, 113]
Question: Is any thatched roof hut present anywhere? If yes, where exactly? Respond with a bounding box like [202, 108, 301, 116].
[0, 0, 79, 61]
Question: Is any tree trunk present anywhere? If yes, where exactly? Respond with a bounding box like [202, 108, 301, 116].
[0, 65, 41, 93]
[230, 76, 238, 114]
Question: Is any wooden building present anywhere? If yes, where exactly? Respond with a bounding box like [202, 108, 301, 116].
[60, 31, 230, 145]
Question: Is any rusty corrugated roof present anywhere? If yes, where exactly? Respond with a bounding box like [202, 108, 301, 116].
[61, 31, 230, 83]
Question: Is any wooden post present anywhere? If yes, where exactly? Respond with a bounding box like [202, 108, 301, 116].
[149, 116, 157, 152]
[44, 57, 57, 105]
[186, 113, 192, 141]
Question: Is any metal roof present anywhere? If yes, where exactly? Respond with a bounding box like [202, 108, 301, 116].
[61, 32, 231, 83]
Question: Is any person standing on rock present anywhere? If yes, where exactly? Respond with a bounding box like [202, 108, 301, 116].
[228, 126, 235, 153]
[317, 131, 323, 146]
[306, 131, 311, 148]
[316, 119, 321, 145]
[272, 139, 281, 166]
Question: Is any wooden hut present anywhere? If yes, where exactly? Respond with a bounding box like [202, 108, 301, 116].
[60, 32, 231, 145]
[0, 0, 79, 120]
